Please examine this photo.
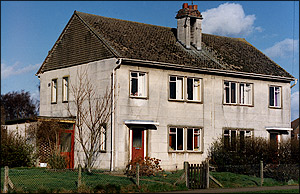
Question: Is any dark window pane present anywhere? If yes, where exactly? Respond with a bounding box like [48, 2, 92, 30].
[269, 87, 274, 106]
[169, 134, 176, 150]
[177, 128, 183, 150]
[60, 133, 71, 152]
[131, 78, 138, 96]
[231, 83, 236, 103]
[132, 130, 142, 147]
[231, 131, 237, 151]
[225, 82, 229, 103]
[187, 129, 193, 150]
[170, 82, 176, 99]
[131, 72, 137, 77]
[170, 76, 176, 81]
[187, 78, 193, 100]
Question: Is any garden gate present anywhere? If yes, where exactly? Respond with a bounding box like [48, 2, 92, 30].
[184, 160, 209, 189]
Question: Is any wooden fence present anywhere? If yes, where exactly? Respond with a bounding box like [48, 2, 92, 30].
[184, 160, 209, 189]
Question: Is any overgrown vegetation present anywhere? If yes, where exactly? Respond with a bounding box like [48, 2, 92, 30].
[47, 154, 67, 169]
[208, 136, 299, 182]
[125, 156, 163, 177]
[0, 127, 35, 167]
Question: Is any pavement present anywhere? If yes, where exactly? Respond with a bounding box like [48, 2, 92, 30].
[163, 185, 299, 193]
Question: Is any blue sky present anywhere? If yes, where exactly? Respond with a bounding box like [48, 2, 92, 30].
[1, 1, 299, 121]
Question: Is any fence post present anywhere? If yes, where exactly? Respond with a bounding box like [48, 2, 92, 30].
[78, 164, 82, 190]
[184, 161, 189, 188]
[260, 160, 264, 186]
[3, 166, 8, 193]
[136, 163, 140, 187]
[206, 159, 210, 189]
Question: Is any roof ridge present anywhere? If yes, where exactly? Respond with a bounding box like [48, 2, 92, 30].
[75, 10, 173, 30]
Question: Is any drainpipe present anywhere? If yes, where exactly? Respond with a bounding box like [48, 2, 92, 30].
[290, 78, 298, 88]
[110, 58, 122, 171]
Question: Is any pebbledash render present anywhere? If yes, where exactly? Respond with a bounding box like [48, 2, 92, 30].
[37, 3, 296, 171]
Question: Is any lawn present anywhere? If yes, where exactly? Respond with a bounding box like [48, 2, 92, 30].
[239, 189, 299, 193]
[1, 168, 297, 193]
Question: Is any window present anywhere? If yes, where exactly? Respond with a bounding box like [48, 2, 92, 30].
[62, 77, 69, 102]
[169, 127, 184, 151]
[187, 128, 201, 151]
[99, 125, 106, 151]
[224, 81, 237, 104]
[169, 76, 184, 100]
[269, 86, 281, 108]
[169, 127, 202, 152]
[187, 78, 201, 101]
[51, 79, 57, 103]
[130, 72, 147, 97]
[224, 129, 252, 151]
[224, 81, 253, 105]
[239, 83, 252, 105]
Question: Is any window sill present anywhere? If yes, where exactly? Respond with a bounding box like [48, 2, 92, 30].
[168, 99, 185, 102]
[168, 151, 203, 154]
[62, 101, 69, 103]
[186, 100, 203, 104]
[269, 106, 282, 109]
[130, 96, 148, 100]
[223, 103, 253, 107]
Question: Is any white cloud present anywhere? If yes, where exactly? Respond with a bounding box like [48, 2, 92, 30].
[264, 39, 299, 59]
[291, 91, 299, 121]
[202, 3, 258, 37]
[1, 62, 40, 79]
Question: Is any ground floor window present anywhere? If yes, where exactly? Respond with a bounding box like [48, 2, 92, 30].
[223, 129, 252, 151]
[169, 127, 202, 152]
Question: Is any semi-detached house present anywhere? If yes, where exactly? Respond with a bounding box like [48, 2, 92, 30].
[37, 3, 296, 171]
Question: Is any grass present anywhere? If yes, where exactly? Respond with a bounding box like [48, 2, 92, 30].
[210, 171, 286, 188]
[1, 168, 297, 193]
[239, 189, 300, 193]
[0, 167, 188, 193]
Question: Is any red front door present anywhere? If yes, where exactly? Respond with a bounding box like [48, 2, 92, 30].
[132, 129, 144, 161]
[59, 125, 75, 169]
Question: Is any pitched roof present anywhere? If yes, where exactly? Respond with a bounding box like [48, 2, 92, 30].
[37, 11, 294, 80]
[291, 118, 299, 130]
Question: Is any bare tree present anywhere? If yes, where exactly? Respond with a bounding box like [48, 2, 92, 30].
[67, 69, 113, 172]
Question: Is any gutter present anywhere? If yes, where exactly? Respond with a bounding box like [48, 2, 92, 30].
[110, 58, 122, 171]
[290, 78, 298, 88]
[121, 58, 295, 82]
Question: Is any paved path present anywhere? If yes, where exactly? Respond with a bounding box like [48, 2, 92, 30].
[163, 185, 299, 193]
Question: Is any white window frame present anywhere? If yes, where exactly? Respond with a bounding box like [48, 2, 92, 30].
[62, 76, 69, 102]
[223, 129, 252, 151]
[51, 79, 57, 103]
[169, 76, 184, 100]
[239, 83, 253, 105]
[269, 86, 281, 108]
[130, 71, 147, 98]
[224, 81, 238, 104]
[187, 77, 201, 102]
[187, 128, 202, 151]
[169, 127, 184, 151]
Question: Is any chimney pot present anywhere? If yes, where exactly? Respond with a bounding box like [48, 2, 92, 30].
[183, 3, 188, 9]
[194, 5, 198, 10]
[189, 5, 193, 9]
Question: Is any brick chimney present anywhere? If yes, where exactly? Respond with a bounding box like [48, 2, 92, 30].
[176, 3, 203, 50]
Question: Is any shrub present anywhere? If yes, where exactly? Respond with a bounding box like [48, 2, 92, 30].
[47, 153, 67, 169]
[125, 156, 163, 177]
[0, 127, 35, 167]
[208, 136, 299, 179]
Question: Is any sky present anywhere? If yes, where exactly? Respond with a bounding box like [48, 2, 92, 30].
[1, 1, 299, 121]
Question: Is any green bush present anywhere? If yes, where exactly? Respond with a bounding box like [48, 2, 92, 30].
[0, 128, 35, 167]
[47, 153, 67, 169]
[208, 136, 299, 179]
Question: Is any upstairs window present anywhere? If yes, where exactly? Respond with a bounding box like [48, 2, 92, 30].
[169, 76, 184, 100]
[62, 77, 69, 102]
[51, 79, 57, 103]
[269, 86, 281, 108]
[187, 78, 201, 101]
[224, 81, 237, 104]
[240, 83, 252, 105]
[130, 72, 147, 97]
[224, 81, 253, 106]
